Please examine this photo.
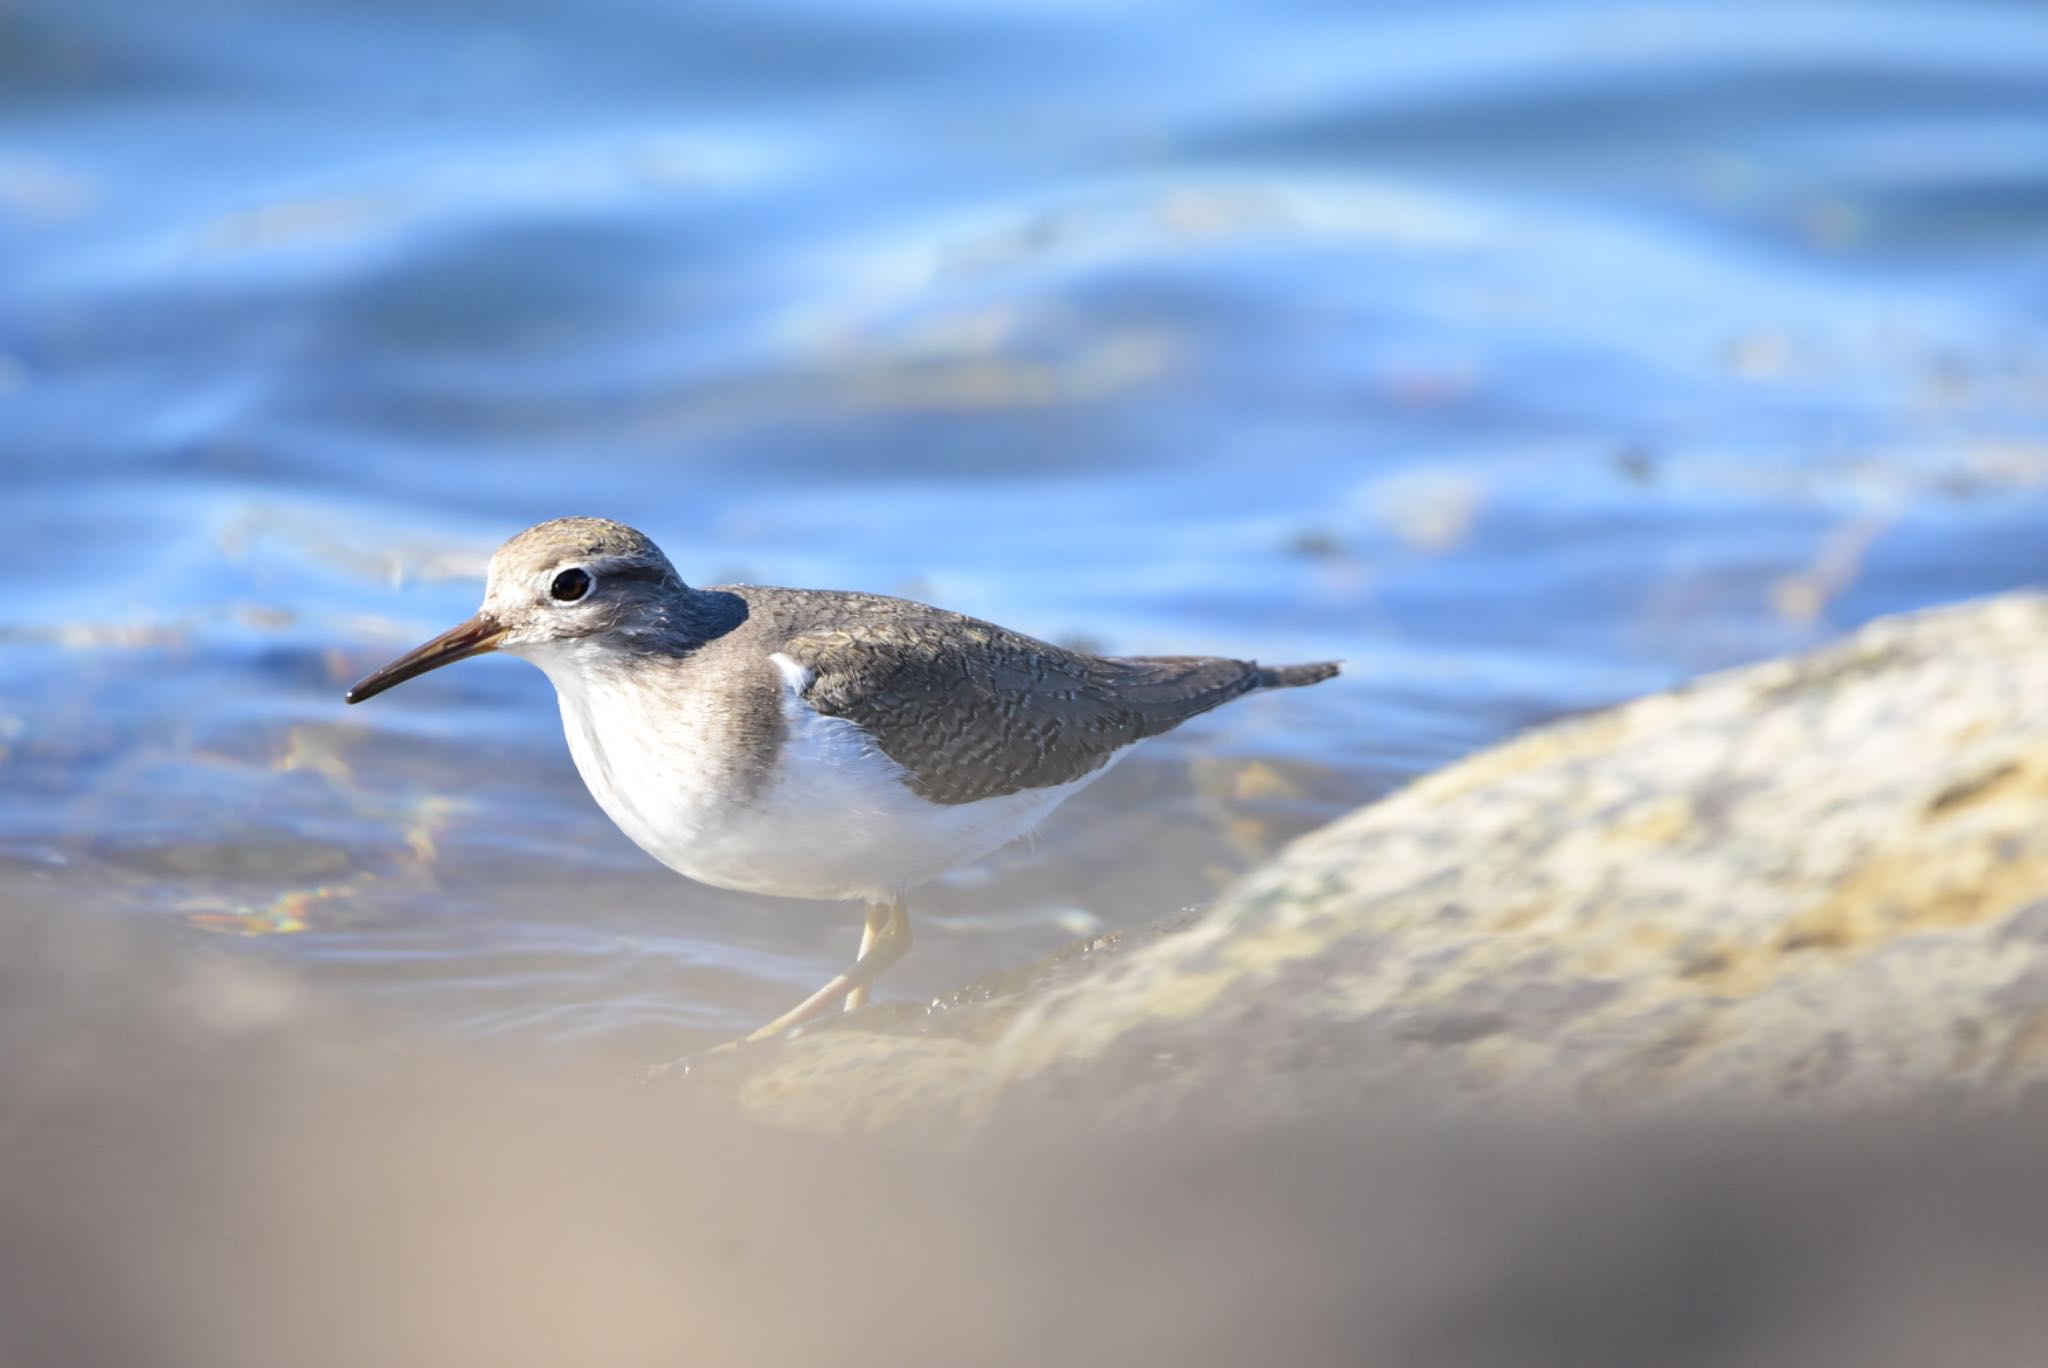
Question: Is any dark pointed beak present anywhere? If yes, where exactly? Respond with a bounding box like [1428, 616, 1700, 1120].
[344, 612, 506, 704]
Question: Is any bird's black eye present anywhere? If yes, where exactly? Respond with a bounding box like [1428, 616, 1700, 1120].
[549, 567, 592, 603]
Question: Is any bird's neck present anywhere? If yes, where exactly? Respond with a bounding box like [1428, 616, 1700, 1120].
[656, 585, 749, 651]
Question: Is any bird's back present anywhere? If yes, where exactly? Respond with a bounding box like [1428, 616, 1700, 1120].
[715, 584, 1338, 805]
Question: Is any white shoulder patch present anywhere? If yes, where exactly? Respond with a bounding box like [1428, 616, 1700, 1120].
[768, 651, 815, 695]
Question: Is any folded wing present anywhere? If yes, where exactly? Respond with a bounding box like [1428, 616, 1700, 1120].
[783, 616, 1323, 805]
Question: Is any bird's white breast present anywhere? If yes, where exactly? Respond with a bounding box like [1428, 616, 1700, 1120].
[522, 642, 1105, 903]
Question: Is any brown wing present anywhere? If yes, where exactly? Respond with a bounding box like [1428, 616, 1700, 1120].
[781, 617, 1283, 805]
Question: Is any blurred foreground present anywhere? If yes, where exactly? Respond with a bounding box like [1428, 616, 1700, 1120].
[7, 897, 2048, 1368]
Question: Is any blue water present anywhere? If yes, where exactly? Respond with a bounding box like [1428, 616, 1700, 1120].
[4, 0, 2046, 1059]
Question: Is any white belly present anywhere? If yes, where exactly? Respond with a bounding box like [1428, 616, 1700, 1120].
[530, 647, 1106, 902]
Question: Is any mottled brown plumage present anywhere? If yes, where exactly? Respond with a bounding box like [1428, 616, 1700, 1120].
[767, 590, 1336, 803]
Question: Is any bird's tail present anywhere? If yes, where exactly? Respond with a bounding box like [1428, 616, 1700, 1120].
[1254, 660, 1341, 689]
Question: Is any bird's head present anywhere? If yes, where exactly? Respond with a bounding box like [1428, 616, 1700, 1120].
[344, 517, 685, 704]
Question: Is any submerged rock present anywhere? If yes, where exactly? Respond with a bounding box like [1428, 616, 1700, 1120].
[697, 593, 2048, 1136]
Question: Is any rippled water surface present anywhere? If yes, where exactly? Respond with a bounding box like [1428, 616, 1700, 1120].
[5, 0, 2046, 1059]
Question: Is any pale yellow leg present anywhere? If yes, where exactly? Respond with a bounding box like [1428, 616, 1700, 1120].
[732, 897, 910, 1046]
[842, 901, 891, 1013]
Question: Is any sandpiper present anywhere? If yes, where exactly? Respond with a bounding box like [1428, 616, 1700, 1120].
[345, 517, 1338, 1044]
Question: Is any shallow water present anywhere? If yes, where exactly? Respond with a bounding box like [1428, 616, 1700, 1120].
[4, 0, 2046, 1060]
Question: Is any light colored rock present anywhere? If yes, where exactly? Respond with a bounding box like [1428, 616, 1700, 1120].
[700, 594, 2048, 1136]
